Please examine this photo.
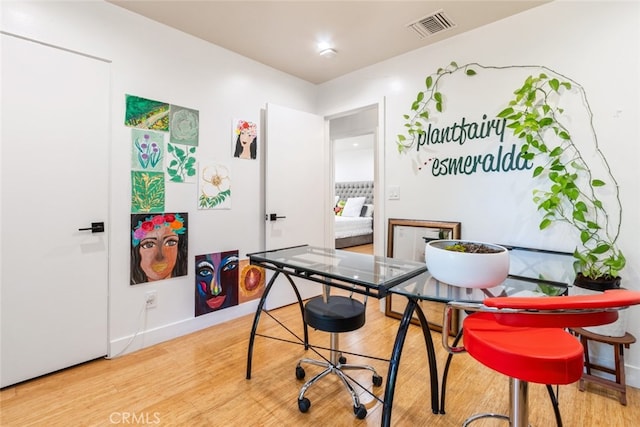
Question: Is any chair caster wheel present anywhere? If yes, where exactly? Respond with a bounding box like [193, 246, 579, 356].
[298, 397, 311, 413]
[354, 404, 367, 419]
[373, 374, 383, 387]
[339, 355, 347, 364]
[295, 366, 305, 380]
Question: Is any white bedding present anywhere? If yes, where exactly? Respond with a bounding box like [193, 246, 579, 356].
[335, 216, 373, 239]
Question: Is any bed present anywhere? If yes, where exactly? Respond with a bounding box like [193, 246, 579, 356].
[334, 181, 374, 249]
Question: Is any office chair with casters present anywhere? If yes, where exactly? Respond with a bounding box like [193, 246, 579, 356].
[295, 289, 383, 419]
[443, 289, 640, 427]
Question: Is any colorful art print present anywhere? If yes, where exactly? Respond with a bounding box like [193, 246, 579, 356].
[195, 250, 239, 316]
[238, 259, 266, 303]
[169, 105, 199, 146]
[130, 212, 188, 285]
[131, 129, 164, 171]
[232, 118, 257, 160]
[166, 143, 197, 183]
[198, 160, 231, 209]
[124, 94, 169, 131]
[131, 171, 165, 213]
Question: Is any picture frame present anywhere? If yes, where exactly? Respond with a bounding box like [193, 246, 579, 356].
[384, 219, 461, 335]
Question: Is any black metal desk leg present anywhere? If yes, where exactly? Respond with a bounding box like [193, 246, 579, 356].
[413, 303, 439, 414]
[382, 298, 417, 427]
[246, 271, 280, 379]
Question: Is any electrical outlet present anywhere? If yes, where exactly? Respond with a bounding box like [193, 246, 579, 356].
[145, 290, 157, 309]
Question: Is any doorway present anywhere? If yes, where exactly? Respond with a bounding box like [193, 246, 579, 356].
[328, 104, 381, 256]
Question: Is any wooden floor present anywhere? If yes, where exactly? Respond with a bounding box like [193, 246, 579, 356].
[2, 254, 639, 426]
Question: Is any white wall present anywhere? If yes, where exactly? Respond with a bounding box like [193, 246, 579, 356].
[317, 0, 640, 386]
[334, 135, 375, 182]
[1, 0, 317, 355]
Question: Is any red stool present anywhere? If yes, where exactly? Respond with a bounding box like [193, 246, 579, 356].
[571, 327, 636, 405]
[443, 289, 640, 427]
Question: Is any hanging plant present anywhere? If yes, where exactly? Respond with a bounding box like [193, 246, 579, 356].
[398, 61, 625, 282]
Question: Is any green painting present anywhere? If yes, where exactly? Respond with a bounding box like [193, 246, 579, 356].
[166, 143, 197, 183]
[131, 171, 165, 213]
[125, 94, 170, 131]
[170, 105, 199, 146]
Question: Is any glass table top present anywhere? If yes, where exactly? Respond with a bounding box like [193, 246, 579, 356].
[248, 245, 428, 292]
[389, 271, 569, 303]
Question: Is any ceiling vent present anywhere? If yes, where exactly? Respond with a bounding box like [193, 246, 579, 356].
[406, 10, 456, 39]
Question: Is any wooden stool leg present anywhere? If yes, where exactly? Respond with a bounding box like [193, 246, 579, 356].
[616, 343, 627, 405]
[579, 335, 589, 392]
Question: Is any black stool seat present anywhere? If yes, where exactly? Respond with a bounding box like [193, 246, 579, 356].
[304, 295, 366, 333]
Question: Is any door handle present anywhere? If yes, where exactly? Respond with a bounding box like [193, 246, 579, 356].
[78, 222, 105, 233]
[266, 213, 286, 221]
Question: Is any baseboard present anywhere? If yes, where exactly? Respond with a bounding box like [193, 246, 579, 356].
[108, 300, 260, 358]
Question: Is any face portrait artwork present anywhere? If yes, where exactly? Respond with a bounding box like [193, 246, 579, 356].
[130, 213, 188, 285]
[195, 250, 239, 316]
[233, 119, 257, 160]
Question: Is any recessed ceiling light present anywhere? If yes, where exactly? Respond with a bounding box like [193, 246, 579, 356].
[319, 48, 337, 58]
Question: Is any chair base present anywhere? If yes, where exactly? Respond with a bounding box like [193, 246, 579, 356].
[296, 354, 382, 419]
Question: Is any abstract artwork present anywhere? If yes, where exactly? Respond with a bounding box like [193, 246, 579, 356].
[130, 212, 188, 285]
[124, 94, 169, 131]
[232, 118, 258, 160]
[131, 129, 164, 171]
[131, 171, 165, 213]
[197, 159, 231, 209]
[166, 143, 197, 183]
[169, 105, 199, 146]
[238, 259, 266, 304]
[195, 250, 239, 316]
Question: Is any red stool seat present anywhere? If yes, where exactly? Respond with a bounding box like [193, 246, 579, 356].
[464, 312, 584, 385]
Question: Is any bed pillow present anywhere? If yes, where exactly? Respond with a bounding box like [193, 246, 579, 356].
[360, 204, 374, 217]
[334, 199, 346, 215]
[341, 197, 366, 217]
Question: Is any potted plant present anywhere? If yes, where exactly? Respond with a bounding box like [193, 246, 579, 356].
[424, 240, 509, 288]
[398, 62, 625, 292]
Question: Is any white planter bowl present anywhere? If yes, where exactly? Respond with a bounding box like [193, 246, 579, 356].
[425, 240, 510, 288]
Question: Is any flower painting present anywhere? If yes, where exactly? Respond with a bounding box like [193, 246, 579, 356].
[169, 105, 199, 146]
[131, 171, 165, 213]
[124, 94, 169, 131]
[131, 129, 164, 171]
[198, 159, 231, 209]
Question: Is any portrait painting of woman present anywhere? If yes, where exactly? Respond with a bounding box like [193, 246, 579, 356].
[130, 212, 188, 285]
[233, 119, 257, 160]
[195, 250, 239, 316]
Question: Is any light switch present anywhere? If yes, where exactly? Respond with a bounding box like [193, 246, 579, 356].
[388, 185, 400, 200]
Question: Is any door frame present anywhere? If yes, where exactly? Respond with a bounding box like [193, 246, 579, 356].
[325, 99, 385, 257]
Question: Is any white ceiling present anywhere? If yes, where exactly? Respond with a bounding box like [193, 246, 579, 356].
[107, 1, 550, 84]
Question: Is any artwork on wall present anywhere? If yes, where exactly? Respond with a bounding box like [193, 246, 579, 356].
[131, 171, 165, 213]
[124, 94, 169, 131]
[131, 129, 164, 171]
[385, 218, 461, 335]
[198, 159, 231, 209]
[166, 142, 197, 183]
[195, 250, 239, 316]
[238, 259, 266, 303]
[232, 118, 257, 160]
[130, 212, 188, 285]
[169, 105, 199, 146]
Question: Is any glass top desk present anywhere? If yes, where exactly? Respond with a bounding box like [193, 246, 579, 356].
[246, 245, 569, 427]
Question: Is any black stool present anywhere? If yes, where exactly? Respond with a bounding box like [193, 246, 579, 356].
[571, 327, 636, 405]
[295, 294, 382, 419]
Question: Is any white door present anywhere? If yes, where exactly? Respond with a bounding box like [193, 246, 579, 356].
[1, 34, 110, 387]
[263, 103, 326, 308]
